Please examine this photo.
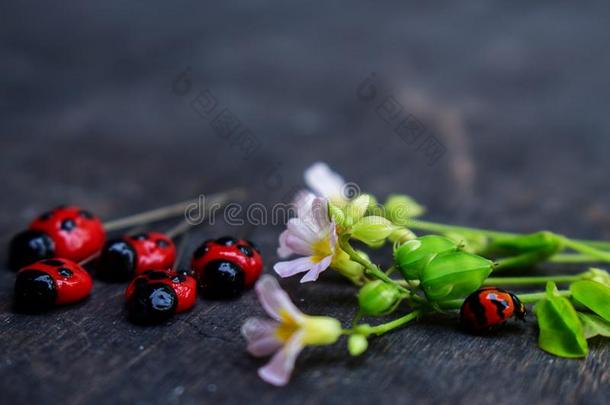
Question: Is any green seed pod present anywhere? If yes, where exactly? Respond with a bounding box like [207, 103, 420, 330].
[394, 235, 458, 280]
[420, 251, 493, 302]
[357, 280, 401, 316]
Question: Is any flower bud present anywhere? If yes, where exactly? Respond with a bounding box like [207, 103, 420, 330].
[384, 194, 425, 225]
[352, 216, 397, 246]
[358, 280, 401, 316]
[388, 228, 417, 244]
[348, 334, 368, 356]
[420, 251, 493, 302]
[328, 203, 346, 226]
[583, 268, 610, 287]
[394, 235, 458, 280]
[345, 195, 371, 225]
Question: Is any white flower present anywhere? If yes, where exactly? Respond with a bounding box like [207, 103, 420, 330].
[274, 193, 337, 283]
[304, 162, 348, 205]
[241, 276, 342, 386]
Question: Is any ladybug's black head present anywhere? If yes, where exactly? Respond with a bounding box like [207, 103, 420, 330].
[127, 283, 177, 324]
[98, 239, 137, 282]
[14, 269, 58, 312]
[510, 293, 527, 321]
[8, 230, 55, 270]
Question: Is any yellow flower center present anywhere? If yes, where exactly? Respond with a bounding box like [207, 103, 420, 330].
[274, 309, 300, 342]
[310, 236, 332, 263]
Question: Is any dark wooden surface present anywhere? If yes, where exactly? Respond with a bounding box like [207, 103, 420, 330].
[2, 2, 610, 404]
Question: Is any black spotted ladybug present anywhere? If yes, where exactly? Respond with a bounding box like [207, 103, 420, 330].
[460, 287, 526, 332]
[125, 269, 197, 324]
[191, 236, 263, 299]
[9, 206, 105, 270]
[14, 258, 93, 312]
[98, 231, 176, 281]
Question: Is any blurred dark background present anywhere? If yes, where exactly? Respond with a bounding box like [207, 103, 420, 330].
[1, 2, 609, 404]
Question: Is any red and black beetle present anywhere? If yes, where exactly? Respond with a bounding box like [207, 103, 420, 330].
[191, 236, 263, 299]
[14, 258, 93, 312]
[98, 231, 176, 281]
[9, 206, 105, 270]
[125, 269, 197, 324]
[460, 287, 526, 332]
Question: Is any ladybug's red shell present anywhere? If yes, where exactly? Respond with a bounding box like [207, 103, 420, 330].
[29, 206, 105, 263]
[129, 232, 176, 276]
[15, 258, 93, 310]
[191, 237, 262, 287]
[125, 269, 197, 314]
[460, 287, 526, 332]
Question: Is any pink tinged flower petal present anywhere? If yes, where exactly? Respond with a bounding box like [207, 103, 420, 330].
[310, 197, 331, 231]
[255, 275, 303, 322]
[284, 234, 313, 256]
[273, 257, 315, 278]
[277, 230, 294, 259]
[304, 162, 346, 199]
[299, 255, 333, 283]
[258, 331, 305, 386]
[287, 218, 318, 244]
[241, 318, 283, 357]
[328, 222, 338, 249]
[293, 191, 317, 218]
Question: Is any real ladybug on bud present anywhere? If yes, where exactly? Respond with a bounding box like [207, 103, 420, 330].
[14, 258, 93, 312]
[98, 231, 176, 281]
[460, 287, 526, 332]
[125, 269, 197, 324]
[191, 236, 263, 299]
[9, 206, 105, 270]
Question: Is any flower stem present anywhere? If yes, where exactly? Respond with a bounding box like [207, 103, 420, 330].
[358, 309, 424, 337]
[549, 253, 600, 263]
[484, 274, 583, 286]
[339, 236, 409, 294]
[437, 290, 571, 310]
[561, 238, 610, 263]
[407, 219, 610, 250]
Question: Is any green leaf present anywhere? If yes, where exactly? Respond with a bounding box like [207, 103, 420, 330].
[577, 313, 610, 339]
[570, 280, 610, 321]
[534, 282, 588, 358]
[420, 251, 493, 301]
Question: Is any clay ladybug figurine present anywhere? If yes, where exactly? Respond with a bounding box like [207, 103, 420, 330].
[98, 232, 176, 281]
[191, 236, 263, 299]
[14, 258, 93, 312]
[460, 287, 526, 332]
[125, 269, 197, 324]
[8, 206, 106, 270]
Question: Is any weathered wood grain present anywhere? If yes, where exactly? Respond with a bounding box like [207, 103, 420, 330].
[1, 1, 610, 404]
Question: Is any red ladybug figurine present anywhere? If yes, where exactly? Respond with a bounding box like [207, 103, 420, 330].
[191, 236, 263, 299]
[14, 258, 93, 312]
[98, 231, 176, 281]
[9, 206, 105, 270]
[460, 287, 526, 332]
[125, 269, 197, 324]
